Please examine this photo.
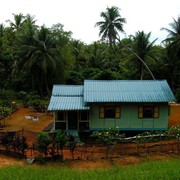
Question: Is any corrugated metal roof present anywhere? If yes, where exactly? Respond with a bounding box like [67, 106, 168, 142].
[84, 80, 175, 103]
[52, 85, 84, 96]
[48, 96, 89, 111]
[48, 80, 175, 111]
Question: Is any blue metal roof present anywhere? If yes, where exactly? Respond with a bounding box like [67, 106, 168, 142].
[48, 84, 89, 111]
[52, 85, 83, 96]
[84, 80, 175, 103]
[48, 80, 175, 111]
[48, 96, 89, 111]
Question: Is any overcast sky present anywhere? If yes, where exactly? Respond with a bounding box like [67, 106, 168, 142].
[0, 0, 180, 44]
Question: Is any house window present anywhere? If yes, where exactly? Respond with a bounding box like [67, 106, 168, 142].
[80, 111, 88, 121]
[138, 106, 159, 118]
[57, 111, 64, 120]
[55, 122, 66, 130]
[100, 106, 120, 119]
[79, 111, 89, 130]
[105, 107, 115, 118]
[56, 111, 66, 130]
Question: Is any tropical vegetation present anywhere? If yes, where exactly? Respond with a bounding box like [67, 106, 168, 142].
[0, 7, 180, 102]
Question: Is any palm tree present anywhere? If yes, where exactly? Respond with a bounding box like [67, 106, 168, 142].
[17, 25, 61, 96]
[95, 6, 126, 46]
[87, 42, 107, 69]
[95, 7, 155, 79]
[0, 24, 15, 88]
[161, 17, 180, 44]
[161, 17, 180, 63]
[116, 32, 156, 80]
[6, 13, 25, 32]
[161, 17, 180, 90]
[0, 24, 4, 76]
[130, 31, 157, 79]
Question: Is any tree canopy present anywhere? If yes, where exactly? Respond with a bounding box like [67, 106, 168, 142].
[0, 10, 179, 101]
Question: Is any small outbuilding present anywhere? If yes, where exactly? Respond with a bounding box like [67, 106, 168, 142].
[48, 80, 175, 132]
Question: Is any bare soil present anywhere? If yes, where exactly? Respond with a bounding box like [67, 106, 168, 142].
[0, 107, 53, 132]
[168, 103, 180, 127]
[0, 104, 180, 169]
[0, 154, 23, 167]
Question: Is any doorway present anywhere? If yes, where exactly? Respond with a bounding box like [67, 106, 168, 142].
[68, 111, 78, 130]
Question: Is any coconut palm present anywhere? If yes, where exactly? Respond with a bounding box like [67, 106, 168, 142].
[161, 17, 180, 90]
[122, 31, 157, 79]
[87, 42, 107, 69]
[17, 25, 61, 96]
[95, 6, 126, 46]
[6, 13, 25, 32]
[161, 17, 180, 63]
[161, 17, 180, 43]
[0, 24, 15, 88]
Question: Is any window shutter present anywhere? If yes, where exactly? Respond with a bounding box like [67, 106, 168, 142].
[99, 107, 104, 118]
[138, 107, 143, 118]
[115, 107, 120, 118]
[154, 107, 159, 118]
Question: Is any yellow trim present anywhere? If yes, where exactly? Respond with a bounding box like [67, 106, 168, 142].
[99, 107, 104, 118]
[115, 107, 120, 118]
[138, 107, 143, 118]
[154, 106, 159, 118]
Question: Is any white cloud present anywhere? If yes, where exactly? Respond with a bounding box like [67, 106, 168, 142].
[0, 0, 179, 44]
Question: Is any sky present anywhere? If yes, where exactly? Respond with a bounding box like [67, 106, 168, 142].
[0, 0, 180, 45]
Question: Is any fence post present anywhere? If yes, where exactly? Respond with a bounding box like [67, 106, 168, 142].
[137, 146, 140, 156]
[177, 141, 179, 153]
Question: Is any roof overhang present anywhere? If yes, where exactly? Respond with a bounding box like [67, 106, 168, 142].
[48, 96, 90, 111]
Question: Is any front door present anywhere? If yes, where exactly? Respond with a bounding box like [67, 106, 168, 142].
[68, 111, 78, 130]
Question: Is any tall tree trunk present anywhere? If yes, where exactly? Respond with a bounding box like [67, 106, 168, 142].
[140, 65, 144, 80]
[45, 76, 50, 98]
[117, 38, 156, 80]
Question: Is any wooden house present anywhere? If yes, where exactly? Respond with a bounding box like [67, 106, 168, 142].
[48, 80, 175, 132]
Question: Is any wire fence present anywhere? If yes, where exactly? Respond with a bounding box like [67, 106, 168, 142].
[0, 130, 180, 160]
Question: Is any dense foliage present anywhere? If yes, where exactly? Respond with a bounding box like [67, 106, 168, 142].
[36, 131, 75, 162]
[0, 8, 180, 101]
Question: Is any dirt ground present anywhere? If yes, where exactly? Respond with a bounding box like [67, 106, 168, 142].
[0, 104, 180, 169]
[0, 154, 23, 168]
[0, 107, 53, 132]
[168, 103, 180, 127]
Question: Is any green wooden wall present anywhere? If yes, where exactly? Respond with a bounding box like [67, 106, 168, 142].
[89, 103, 169, 130]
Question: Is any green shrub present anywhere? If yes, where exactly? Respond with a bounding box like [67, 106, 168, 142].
[0, 89, 17, 100]
[91, 128, 124, 159]
[0, 107, 11, 120]
[18, 91, 47, 112]
[35, 155, 46, 165]
[0, 100, 11, 108]
[37, 132, 51, 157]
[17, 91, 27, 100]
[168, 125, 180, 139]
[55, 130, 68, 158]
[18, 91, 40, 108]
[13, 135, 28, 156]
[31, 99, 47, 112]
[91, 128, 124, 146]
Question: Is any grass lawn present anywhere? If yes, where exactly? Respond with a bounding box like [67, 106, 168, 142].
[0, 158, 180, 180]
